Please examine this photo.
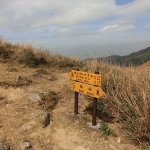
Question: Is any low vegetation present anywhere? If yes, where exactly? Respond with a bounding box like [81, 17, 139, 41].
[0, 39, 84, 68]
[86, 59, 150, 147]
[0, 39, 149, 148]
[99, 122, 115, 136]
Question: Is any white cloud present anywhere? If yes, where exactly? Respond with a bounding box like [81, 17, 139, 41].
[0, 0, 150, 58]
[98, 24, 136, 33]
[0, 0, 117, 29]
[0, 0, 149, 30]
[116, 0, 150, 17]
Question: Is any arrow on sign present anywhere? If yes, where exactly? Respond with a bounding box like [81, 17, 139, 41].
[70, 81, 105, 98]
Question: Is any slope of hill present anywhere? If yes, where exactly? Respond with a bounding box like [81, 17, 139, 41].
[0, 39, 83, 68]
[120, 47, 150, 66]
[141, 60, 150, 67]
[87, 47, 150, 66]
[0, 39, 149, 150]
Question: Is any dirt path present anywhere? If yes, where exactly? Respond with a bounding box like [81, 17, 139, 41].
[49, 73, 92, 150]
[49, 73, 96, 150]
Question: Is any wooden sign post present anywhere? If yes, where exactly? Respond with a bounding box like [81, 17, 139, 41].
[92, 71, 99, 126]
[74, 69, 79, 114]
[68, 70, 105, 126]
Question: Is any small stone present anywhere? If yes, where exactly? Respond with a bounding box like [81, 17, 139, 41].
[27, 93, 42, 102]
[42, 113, 50, 127]
[87, 122, 101, 130]
[117, 137, 121, 143]
[20, 106, 28, 109]
[0, 141, 10, 150]
[20, 142, 31, 150]
[21, 123, 32, 131]
[30, 132, 38, 138]
[40, 91, 58, 110]
[16, 76, 31, 86]
[33, 72, 42, 77]
[16, 76, 23, 82]
[0, 94, 6, 100]
[31, 109, 44, 117]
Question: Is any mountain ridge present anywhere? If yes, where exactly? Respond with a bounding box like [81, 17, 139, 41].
[86, 47, 150, 66]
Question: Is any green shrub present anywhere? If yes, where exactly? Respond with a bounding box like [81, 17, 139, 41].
[99, 122, 115, 136]
[86, 101, 104, 113]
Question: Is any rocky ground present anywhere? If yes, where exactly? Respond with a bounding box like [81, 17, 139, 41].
[0, 63, 141, 150]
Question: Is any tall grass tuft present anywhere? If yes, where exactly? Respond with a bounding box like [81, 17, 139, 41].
[0, 39, 83, 68]
[86, 59, 150, 146]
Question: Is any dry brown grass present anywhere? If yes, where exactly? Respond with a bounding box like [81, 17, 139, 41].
[0, 39, 83, 68]
[85, 59, 150, 147]
[141, 60, 150, 67]
[1, 38, 149, 149]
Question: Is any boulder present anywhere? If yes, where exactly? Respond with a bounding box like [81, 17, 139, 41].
[0, 141, 10, 150]
[42, 113, 50, 127]
[20, 142, 31, 150]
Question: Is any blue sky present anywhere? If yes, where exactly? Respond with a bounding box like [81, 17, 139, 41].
[0, 0, 150, 59]
[116, 0, 134, 5]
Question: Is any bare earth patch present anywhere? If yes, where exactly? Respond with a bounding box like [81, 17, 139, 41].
[0, 63, 141, 150]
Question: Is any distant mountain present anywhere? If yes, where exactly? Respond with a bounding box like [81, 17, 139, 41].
[85, 47, 150, 66]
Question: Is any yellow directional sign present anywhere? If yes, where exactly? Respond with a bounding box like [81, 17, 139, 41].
[68, 70, 102, 86]
[70, 81, 105, 98]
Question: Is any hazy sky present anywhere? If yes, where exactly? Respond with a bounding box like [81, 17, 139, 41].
[0, 0, 150, 59]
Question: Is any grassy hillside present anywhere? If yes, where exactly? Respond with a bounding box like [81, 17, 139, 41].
[142, 60, 150, 67]
[0, 39, 150, 149]
[87, 47, 150, 66]
[120, 47, 150, 66]
[0, 39, 83, 68]
[85, 59, 150, 148]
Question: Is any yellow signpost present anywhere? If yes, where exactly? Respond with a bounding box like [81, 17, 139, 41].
[68, 69, 105, 126]
[70, 81, 105, 98]
[68, 70, 102, 86]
